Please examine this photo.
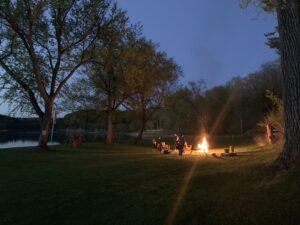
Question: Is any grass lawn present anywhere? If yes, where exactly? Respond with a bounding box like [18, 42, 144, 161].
[0, 140, 300, 225]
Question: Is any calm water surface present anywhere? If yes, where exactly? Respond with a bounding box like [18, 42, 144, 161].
[0, 131, 108, 149]
[0, 140, 60, 148]
[0, 131, 62, 149]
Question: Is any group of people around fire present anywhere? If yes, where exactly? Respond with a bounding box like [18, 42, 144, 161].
[152, 133, 191, 156]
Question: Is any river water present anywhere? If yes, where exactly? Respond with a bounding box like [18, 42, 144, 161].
[0, 130, 149, 149]
[0, 131, 113, 149]
[0, 131, 62, 149]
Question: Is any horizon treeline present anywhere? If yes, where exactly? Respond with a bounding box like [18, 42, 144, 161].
[1, 60, 281, 138]
[63, 60, 282, 137]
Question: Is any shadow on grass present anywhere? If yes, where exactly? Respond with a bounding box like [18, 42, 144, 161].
[178, 162, 296, 225]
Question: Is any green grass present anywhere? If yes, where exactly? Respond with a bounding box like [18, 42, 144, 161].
[0, 141, 300, 225]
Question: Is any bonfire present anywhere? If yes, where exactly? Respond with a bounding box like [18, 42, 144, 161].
[196, 136, 209, 153]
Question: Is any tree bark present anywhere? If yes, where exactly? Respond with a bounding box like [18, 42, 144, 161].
[136, 109, 147, 143]
[106, 96, 114, 144]
[38, 101, 54, 150]
[276, 0, 300, 169]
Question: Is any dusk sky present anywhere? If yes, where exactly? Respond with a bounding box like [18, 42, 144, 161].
[0, 0, 278, 115]
[118, 0, 278, 87]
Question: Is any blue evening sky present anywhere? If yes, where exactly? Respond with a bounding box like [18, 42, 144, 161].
[118, 0, 278, 87]
[0, 0, 278, 115]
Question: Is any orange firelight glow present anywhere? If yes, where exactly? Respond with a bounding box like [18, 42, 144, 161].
[197, 137, 209, 153]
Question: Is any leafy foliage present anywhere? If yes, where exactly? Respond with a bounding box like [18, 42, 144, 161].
[150, 61, 282, 136]
[258, 90, 284, 135]
[0, 0, 128, 147]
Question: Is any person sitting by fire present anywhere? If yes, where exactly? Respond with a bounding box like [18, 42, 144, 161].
[174, 134, 179, 150]
[184, 141, 192, 151]
[178, 134, 185, 156]
[152, 138, 158, 149]
[153, 137, 172, 154]
[154, 137, 163, 152]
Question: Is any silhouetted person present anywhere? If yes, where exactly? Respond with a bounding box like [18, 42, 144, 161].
[152, 138, 158, 149]
[178, 135, 185, 156]
[157, 137, 162, 152]
[174, 134, 179, 150]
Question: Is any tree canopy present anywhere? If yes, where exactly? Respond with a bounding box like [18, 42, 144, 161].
[0, 0, 127, 148]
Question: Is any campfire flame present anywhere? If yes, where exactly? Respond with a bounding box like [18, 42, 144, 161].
[197, 137, 209, 153]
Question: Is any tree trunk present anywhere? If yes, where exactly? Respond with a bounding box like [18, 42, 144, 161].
[106, 96, 114, 144]
[136, 109, 146, 143]
[276, 0, 300, 169]
[38, 102, 53, 150]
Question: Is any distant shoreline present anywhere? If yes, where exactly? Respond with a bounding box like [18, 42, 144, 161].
[0, 130, 40, 133]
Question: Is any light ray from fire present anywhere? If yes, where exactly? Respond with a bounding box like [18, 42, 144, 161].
[165, 86, 240, 225]
[165, 157, 200, 225]
[209, 86, 240, 136]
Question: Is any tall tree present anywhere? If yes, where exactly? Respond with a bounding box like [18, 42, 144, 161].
[275, 0, 300, 168]
[124, 39, 181, 141]
[164, 80, 206, 134]
[0, 0, 118, 149]
[87, 10, 140, 144]
[242, 0, 300, 168]
[186, 80, 207, 132]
